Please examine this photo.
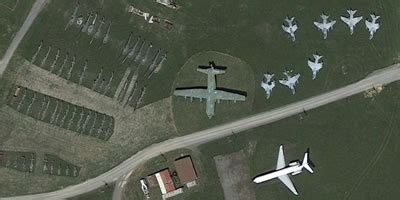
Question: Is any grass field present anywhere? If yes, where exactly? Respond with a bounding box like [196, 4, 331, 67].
[0, 0, 34, 57]
[1, 0, 400, 197]
[125, 81, 400, 199]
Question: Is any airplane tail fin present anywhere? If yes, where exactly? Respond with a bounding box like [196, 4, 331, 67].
[302, 152, 314, 173]
[211, 68, 225, 75]
[372, 15, 380, 21]
[313, 54, 323, 61]
[285, 17, 295, 23]
[348, 9, 357, 16]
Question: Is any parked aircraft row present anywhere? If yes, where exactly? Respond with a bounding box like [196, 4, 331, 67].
[282, 10, 380, 41]
[261, 54, 324, 98]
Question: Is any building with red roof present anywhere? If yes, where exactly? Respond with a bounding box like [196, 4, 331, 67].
[155, 169, 176, 194]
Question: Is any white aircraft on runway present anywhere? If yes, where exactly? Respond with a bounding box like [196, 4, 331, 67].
[307, 54, 323, 80]
[314, 14, 336, 39]
[340, 9, 363, 35]
[365, 14, 380, 40]
[282, 17, 298, 42]
[261, 73, 275, 99]
[253, 145, 314, 195]
[279, 71, 300, 95]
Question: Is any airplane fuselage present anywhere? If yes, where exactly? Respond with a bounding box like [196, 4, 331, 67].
[206, 69, 217, 118]
[253, 162, 302, 184]
[207, 69, 217, 91]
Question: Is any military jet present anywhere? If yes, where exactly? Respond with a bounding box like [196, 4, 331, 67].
[281, 17, 298, 42]
[340, 9, 363, 35]
[314, 14, 336, 39]
[253, 145, 314, 196]
[365, 14, 380, 40]
[307, 54, 323, 80]
[279, 71, 300, 95]
[174, 62, 246, 119]
[261, 73, 275, 99]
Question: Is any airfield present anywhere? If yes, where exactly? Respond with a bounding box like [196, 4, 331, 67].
[1, 0, 400, 199]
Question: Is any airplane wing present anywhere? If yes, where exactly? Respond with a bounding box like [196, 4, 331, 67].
[365, 20, 372, 28]
[366, 21, 379, 30]
[174, 89, 208, 99]
[292, 24, 298, 32]
[278, 175, 299, 195]
[340, 16, 350, 25]
[282, 25, 290, 33]
[328, 21, 336, 28]
[313, 22, 323, 30]
[279, 80, 288, 86]
[354, 16, 363, 24]
[276, 145, 286, 169]
[214, 90, 245, 102]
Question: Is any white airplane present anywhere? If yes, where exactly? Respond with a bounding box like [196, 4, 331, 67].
[307, 54, 323, 80]
[282, 17, 298, 42]
[314, 14, 336, 39]
[253, 145, 314, 195]
[365, 14, 380, 40]
[279, 71, 300, 95]
[261, 73, 275, 99]
[340, 9, 363, 35]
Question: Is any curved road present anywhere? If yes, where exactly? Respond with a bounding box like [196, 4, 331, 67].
[3, 63, 400, 200]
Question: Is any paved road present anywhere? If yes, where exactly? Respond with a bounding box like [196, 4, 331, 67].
[0, 0, 47, 77]
[4, 63, 400, 200]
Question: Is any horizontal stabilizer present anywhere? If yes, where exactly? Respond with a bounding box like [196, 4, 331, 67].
[197, 67, 225, 75]
[302, 152, 314, 173]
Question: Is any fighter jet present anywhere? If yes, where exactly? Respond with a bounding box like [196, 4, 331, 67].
[365, 14, 380, 40]
[279, 71, 300, 95]
[307, 54, 323, 80]
[281, 17, 298, 42]
[253, 145, 314, 196]
[314, 14, 336, 39]
[174, 62, 246, 119]
[261, 73, 275, 99]
[340, 9, 363, 35]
